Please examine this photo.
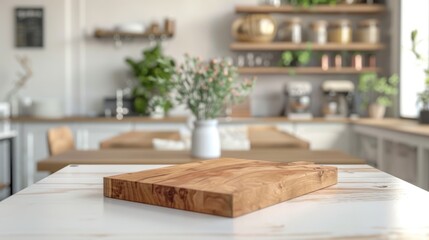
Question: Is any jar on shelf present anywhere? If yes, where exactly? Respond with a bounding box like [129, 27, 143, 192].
[367, 54, 377, 68]
[334, 54, 343, 68]
[321, 53, 330, 70]
[328, 19, 352, 44]
[285, 18, 303, 43]
[310, 20, 328, 44]
[259, 0, 282, 6]
[356, 19, 380, 44]
[341, 0, 362, 4]
[351, 53, 363, 70]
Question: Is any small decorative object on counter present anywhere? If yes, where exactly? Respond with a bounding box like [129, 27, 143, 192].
[174, 55, 254, 158]
[351, 53, 363, 70]
[285, 18, 303, 43]
[356, 19, 380, 44]
[310, 20, 328, 44]
[328, 19, 352, 44]
[358, 73, 399, 119]
[232, 14, 277, 43]
[3, 55, 32, 117]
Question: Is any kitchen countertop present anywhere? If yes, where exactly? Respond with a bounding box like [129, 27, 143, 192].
[1, 164, 429, 239]
[7, 116, 429, 138]
[350, 118, 429, 138]
[36, 149, 364, 173]
[9, 116, 188, 123]
[9, 116, 352, 123]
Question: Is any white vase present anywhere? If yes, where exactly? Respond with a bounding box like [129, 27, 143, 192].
[368, 103, 386, 119]
[191, 119, 220, 159]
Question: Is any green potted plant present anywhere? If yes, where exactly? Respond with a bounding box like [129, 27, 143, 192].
[410, 30, 429, 124]
[174, 55, 254, 159]
[358, 72, 399, 119]
[289, 0, 338, 8]
[281, 50, 312, 67]
[125, 43, 175, 118]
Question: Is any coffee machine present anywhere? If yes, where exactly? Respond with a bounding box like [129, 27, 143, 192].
[322, 80, 356, 118]
[284, 82, 313, 119]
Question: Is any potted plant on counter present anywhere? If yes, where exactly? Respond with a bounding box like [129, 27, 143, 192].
[358, 72, 399, 119]
[411, 30, 429, 124]
[125, 43, 176, 118]
[174, 55, 254, 159]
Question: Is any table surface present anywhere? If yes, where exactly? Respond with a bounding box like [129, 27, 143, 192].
[1, 164, 429, 239]
[36, 149, 365, 173]
[100, 127, 310, 150]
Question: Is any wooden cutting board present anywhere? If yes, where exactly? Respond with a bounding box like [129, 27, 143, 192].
[104, 158, 337, 217]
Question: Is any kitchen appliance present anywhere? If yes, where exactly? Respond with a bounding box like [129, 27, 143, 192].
[284, 82, 313, 119]
[103, 89, 136, 118]
[322, 80, 356, 118]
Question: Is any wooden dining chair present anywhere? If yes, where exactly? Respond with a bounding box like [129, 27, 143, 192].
[47, 126, 75, 156]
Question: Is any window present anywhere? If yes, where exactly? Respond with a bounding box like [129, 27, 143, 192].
[400, 0, 429, 118]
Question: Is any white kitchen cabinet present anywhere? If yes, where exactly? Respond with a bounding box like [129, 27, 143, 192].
[294, 123, 350, 152]
[11, 119, 429, 193]
[21, 123, 62, 187]
[134, 122, 189, 135]
[355, 134, 378, 167]
[0, 141, 8, 199]
[73, 123, 132, 150]
[353, 125, 429, 190]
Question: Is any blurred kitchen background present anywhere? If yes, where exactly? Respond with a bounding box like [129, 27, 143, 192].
[1, 0, 429, 199]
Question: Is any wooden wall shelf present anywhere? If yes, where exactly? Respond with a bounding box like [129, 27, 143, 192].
[235, 4, 386, 14]
[238, 67, 381, 75]
[230, 42, 385, 51]
[94, 29, 173, 39]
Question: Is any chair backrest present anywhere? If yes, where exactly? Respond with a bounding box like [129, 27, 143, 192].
[47, 126, 75, 156]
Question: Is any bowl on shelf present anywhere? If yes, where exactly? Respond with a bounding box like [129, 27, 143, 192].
[232, 14, 277, 43]
[114, 22, 146, 34]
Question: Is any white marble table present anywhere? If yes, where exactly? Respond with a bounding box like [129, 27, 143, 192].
[1, 164, 429, 240]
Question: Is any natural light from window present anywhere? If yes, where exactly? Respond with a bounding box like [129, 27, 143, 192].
[400, 0, 429, 118]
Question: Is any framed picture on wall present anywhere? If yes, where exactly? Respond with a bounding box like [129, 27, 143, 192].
[15, 7, 44, 48]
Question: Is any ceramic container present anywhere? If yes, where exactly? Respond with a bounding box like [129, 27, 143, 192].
[328, 19, 352, 44]
[369, 103, 386, 119]
[191, 119, 221, 159]
[232, 14, 277, 43]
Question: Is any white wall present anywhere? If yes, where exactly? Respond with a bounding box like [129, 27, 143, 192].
[0, 0, 399, 117]
[0, 0, 67, 111]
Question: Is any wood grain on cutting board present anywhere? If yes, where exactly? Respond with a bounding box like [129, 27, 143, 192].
[104, 158, 337, 217]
